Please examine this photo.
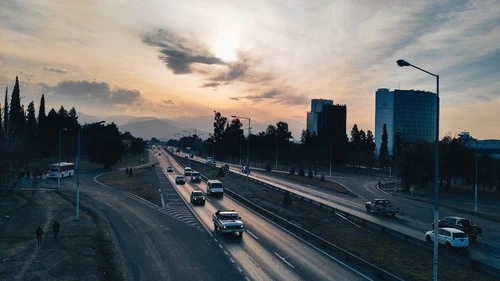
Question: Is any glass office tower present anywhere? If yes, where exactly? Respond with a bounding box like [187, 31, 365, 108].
[375, 88, 438, 155]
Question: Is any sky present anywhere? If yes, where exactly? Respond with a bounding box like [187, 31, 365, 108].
[1, 0, 499, 141]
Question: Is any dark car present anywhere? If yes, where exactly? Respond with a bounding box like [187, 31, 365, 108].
[433, 216, 483, 241]
[190, 172, 202, 183]
[166, 166, 174, 172]
[190, 191, 206, 205]
[223, 164, 229, 171]
[175, 175, 185, 185]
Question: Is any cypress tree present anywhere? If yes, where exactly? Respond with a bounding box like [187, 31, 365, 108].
[9, 76, 24, 129]
[3, 86, 8, 132]
[37, 94, 46, 123]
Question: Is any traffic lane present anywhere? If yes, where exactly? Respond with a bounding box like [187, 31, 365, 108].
[74, 173, 246, 281]
[216, 193, 373, 281]
[164, 172, 370, 281]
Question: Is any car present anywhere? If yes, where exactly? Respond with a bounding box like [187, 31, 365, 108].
[166, 166, 174, 172]
[184, 167, 192, 176]
[223, 164, 229, 171]
[433, 216, 483, 241]
[190, 172, 202, 183]
[175, 175, 185, 185]
[425, 227, 469, 249]
[190, 191, 206, 205]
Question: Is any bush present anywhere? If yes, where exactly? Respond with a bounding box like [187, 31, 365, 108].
[320, 174, 325, 182]
[289, 167, 295, 175]
[265, 163, 272, 172]
[129, 168, 133, 177]
[298, 168, 305, 177]
[125, 168, 129, 175]
[307, 170, 313, 179]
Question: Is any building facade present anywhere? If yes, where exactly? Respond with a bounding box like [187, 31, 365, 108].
[375, 88, 438, 155]
[306, 99, 333, 135]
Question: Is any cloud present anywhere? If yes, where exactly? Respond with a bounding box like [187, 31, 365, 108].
[42, 66, 68, 74]
[142, 29, 224, 74]
[234, 87, 308, 106]
[39, 80, 141, 105]
[162, 99, 175, 105]
[142, 28, 276, 90]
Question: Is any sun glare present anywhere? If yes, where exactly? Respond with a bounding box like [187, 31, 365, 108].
[212, 33, 238, 62]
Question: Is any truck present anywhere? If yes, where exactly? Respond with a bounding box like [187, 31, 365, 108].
[365, 199, 399, 217]
[206, 179, 224, 196]
[212, 210, 245, 237]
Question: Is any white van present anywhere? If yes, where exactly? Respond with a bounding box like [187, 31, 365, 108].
[184, 167, 192, 176]
[206, 180, 224, 197]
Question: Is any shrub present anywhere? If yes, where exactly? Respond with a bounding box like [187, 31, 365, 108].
[307, 170, 313, 179]
[320, 175, 325, 182]
[298, 168, 305, 177]
[289, 167, 295, 175]
[265, 163, 272, 172]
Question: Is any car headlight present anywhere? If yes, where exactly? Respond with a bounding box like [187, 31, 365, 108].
[240, 225, 244, 228]
[223, 226, 227, 229]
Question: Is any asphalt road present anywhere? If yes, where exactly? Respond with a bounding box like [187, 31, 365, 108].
[158, 152, 374, 281]
[71, 170, 246, 281]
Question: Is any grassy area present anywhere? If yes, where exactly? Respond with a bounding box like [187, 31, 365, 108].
[266, 171, 355, 196]
[96, 167, 162, 207]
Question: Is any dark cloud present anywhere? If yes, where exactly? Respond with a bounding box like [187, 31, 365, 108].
[43, 66, 68, 74]
[142, 29, 275, 90]
[234, 88, 308, 106]
[143, 29, 223, 74]
[162, 99, 175, 105]
[39, 80, 141, 105]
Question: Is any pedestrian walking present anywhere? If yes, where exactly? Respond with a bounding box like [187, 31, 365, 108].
[52, 220, 60, 241]
[36, 226, 44, 246]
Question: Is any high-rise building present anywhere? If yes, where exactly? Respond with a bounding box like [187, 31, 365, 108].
[307, 99, 333, 135]
[306, 98, 347, 163]
[375, 88, 438, 155]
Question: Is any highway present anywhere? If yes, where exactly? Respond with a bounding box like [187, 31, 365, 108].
[158, 151, 375, 281]
[226, 161, 500, 270]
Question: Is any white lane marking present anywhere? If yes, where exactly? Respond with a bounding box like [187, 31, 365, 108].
[490, 253, 500, 259]
[230, 258, 235, 263]
[274, 252, 295, 269]
[246, 230, 259, 240]
[218, 244, 223, 249]
[224, 250, 229, 256]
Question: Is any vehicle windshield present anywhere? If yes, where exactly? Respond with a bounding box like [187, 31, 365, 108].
[222, 214, 239, 220]
[192, 191, 203, 196]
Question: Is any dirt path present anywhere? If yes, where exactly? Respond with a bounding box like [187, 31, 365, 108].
[0, 191, 122, 281]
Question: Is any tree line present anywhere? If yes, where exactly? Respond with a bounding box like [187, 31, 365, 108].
[0, 77, 145, 193]
[166, 112, 499, 195]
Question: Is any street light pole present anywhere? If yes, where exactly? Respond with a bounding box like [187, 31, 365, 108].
[57, 128, 67, 191]
[75, 121, 104, 221]
[232, 115, 251, 182]
[397, 59, 440, 281]
[474, 140, 478, 212]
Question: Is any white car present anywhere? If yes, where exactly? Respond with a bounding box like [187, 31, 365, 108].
[425, 227, 469, 249]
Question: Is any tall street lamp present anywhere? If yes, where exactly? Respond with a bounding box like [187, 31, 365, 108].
[397, 59, 439, 281]
[231, 115, 251, 182]
[75, 121, 104, 221]
[57, 128, 67, 191]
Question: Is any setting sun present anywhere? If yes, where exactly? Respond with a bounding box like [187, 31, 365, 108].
[211, 33, 238, 62]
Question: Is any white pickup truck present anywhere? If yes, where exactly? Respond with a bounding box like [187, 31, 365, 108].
[212, 210, 244, 237]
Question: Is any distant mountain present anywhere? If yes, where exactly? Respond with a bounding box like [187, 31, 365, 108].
[118, 119, 183, 141]
[77, 113, 303, 141]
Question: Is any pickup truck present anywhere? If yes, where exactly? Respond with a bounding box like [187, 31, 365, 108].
[365, 199, 399, 217]
[212, 210, 244, 237]
[433, 216, 483, 241]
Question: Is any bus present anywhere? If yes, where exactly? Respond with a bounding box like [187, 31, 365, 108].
[47, 162, 75, 179]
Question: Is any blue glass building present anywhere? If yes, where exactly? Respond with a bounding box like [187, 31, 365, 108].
[375, 88, 438, 155]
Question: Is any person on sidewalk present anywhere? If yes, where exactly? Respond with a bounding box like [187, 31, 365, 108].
[52, 220, 60, 241]
[36, 226, 44, 246]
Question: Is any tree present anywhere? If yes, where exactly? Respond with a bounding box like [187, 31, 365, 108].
[379, 124, 390, 170]
[26, 101, 37, 128]
[37, 94, 46, 124]
[9, 76, 24, 130]
[3, 86, 8, 132]
[84, 122, 124, 168]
